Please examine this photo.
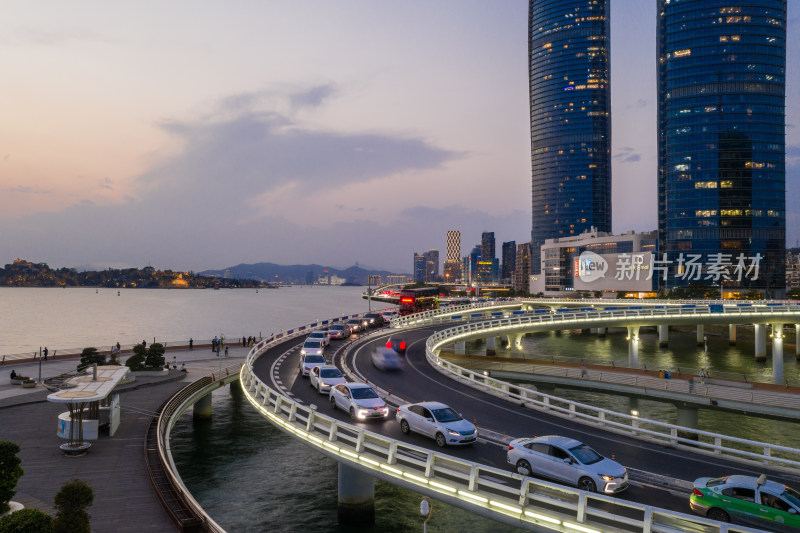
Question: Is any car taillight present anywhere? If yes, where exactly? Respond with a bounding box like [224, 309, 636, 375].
[386, 341, 391, 349]
[400, 341, 406, 350]
[397, 408, 401, 413]
[508, 444, 515, 450]
[692, 489, 704, 497]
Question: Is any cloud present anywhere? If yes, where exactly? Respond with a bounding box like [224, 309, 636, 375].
[289, 84, 336, 110]
[613, 147, 641, 163]
[8, 185, 51, 195]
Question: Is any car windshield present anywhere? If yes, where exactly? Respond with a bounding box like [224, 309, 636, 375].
[568, 444, 603, 465]
[304, 341, 321, 348]
[781, 487, 800, 508]
[431, 407, 461, 423]
[305, 355, 325, 363]
[320, 369, 342, 379]
[351, 387, 379, 400]
[310, 333, 323, 338]
[331, 325, 343, 330]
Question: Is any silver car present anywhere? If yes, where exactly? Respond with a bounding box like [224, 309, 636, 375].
[298, 354, 326, 377]
[507, 435, 628, 494]
[396, 401, 477, 447]
[301, 339, 325, 357]
[329, 383, 389, 420]
[309, 365, 346, 394]
[307, 331, 330, 347]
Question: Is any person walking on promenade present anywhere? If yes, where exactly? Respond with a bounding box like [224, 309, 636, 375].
[189, 338, 193, 350]
[10, 369, 17, 379]
[180, 363, 187, 373]
[242, 336, 246, 347]
[43, 347, 48, 361]
[116, 341, 121, 351]
[216, 344, 221, 357]
[212, 336, 218, 352]
[224, 345, 229, 357]
[142, 340, 147, 348]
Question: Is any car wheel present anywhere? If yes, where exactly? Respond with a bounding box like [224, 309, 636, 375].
[578, 477, 597, 493]
[516, 460, 532, 476]
[435, 432, 447, 447]
[349, 407, 356, 420]
[330, 396, 336, 410]
[707, 508, 730, 523]
[400, 419, 410, 434]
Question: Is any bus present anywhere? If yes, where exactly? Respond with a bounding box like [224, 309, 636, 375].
[398, 287, 439, 315]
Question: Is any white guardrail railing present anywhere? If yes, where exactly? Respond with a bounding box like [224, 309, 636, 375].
[239, 324, 767, 533]
[420, 317, 800, 473]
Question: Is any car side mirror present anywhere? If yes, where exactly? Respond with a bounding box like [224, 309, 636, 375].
[426, 418, 434, 423]
[563, 458, 573, 465]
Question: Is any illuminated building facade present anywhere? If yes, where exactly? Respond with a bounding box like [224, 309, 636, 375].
[529, 0, 611, 274]
[444, 230, 462, 283]
[658, 0, 786, 296]
[501, 241, 517, 281]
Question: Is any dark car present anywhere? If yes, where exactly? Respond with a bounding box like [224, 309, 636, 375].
[363, 313, 385, 328]
[385, 337, 407, 355]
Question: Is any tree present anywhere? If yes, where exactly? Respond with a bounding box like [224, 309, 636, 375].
[125, 344, 146, 371]
[788, 287, 800, 299]
[0, 441, 23, 514]
[77, 347, 105, 371]
[53, 479, 93, 533]
[144, 343, 166, 369]
[0, 508, 54, 533]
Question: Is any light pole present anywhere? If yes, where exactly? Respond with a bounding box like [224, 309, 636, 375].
[368, 276, 372, 312]
[420, 497, 432, 533]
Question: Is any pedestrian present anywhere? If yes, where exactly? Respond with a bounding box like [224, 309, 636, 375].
[212, 336, 218, 352]
[172, 355, 177, 369]
[189, 337, 193, 350]
[43, 347, 48, 361]
[116, 341, 121, 351]
[180, 363, 187, 373]
[142, 339, 147, 348]
[242, 336, 246, 347]
[225, 346, 229, 357]
[216, 345, 220, 357]
[580, 365, 587, 378]
[10, 369, 17, 379]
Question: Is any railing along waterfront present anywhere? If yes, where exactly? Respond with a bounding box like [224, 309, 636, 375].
[423, 321, 800, 472]
[241, 335, 766, 533]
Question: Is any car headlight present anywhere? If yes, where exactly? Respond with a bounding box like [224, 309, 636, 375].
[380, 407, 389, 415]
[447, 429, 460, 436]
[601, 475, 615, 481]
[357, 409, 368, 419]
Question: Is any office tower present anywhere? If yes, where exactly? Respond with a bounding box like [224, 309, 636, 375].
[466, 245, 481, 285]
[444, 230, 462, 283]
[424, 249, 440, 282]
[657, 0, 786, 295]
[501, 241, 517, 281]
[514, 243, 532, 293]
[413, 252, 425, 283]
[529, 0, 612, 274]
[481, 232, 496, 263]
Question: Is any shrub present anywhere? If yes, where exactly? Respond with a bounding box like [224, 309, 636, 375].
[0, 441, 23, 514]
[144, 343, 166, 369]
[53, 479, 93, 533]
[77, 347, 105, 371]
[0, 508, 54, 533]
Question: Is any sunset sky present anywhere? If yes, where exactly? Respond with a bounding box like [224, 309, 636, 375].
[2, 1, 798, 273]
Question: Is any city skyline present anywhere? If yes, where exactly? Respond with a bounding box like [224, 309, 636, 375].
[1, 2, 799, 273]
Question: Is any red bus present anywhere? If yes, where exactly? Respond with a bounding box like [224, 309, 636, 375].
[398, 287, 439, 315]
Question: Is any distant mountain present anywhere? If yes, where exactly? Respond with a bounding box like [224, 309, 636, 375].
[200, 262, 408, 285]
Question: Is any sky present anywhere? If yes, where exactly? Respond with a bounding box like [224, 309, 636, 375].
[1, 1, 798, 273]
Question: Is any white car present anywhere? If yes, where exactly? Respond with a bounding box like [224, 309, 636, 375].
[371, 347, 404, 371]
[507, 435, 628, 494]
[301, 339, 325, 357]
[307, 331, 330, 347]
[380, 310, 397, 322]
[309, 365, 346, 394]
[346, 318, 364, 333]
[395, 401, 477, 447]
[328, 324, 351, 339]
[298, 353, 326, 377]
[329, 383, 389, 420]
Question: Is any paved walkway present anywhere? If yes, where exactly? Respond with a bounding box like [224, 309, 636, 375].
[0, 345, 250, 533]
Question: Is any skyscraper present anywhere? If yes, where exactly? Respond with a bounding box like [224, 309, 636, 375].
[502, 241, 517, 281]
[413, 252, 425, 283]
[481, 232, 495, 263]
[425, 249, 440, 282]
[657, 0, 786, 295]
[444, 230, 462, 283]
[529, 0, 612, 274]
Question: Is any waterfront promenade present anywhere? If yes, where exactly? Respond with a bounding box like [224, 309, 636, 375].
[0, 345, 249, 533]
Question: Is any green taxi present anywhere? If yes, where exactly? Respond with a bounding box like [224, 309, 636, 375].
[690, 474, 800, 532]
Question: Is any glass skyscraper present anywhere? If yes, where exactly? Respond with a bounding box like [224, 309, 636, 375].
[529, 0, 611, 274]
[657, 0, 786, 296]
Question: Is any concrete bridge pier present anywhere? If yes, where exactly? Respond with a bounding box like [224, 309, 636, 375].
[676, 403, 699, 441]
[772, 324, 784, 383]
[658, 325, 669, 348]
[193, 393, 212, 420]
[755, 324, 767, 362]
[338, 462, 375, 525]
[729, 324, 737, 346]
[486, 337, 496, 355]
[627, 326, 640, 368]
[511, 333, 524, 349]
[696, 325, 704, 347]
[454, 341, 465, 355]
[230, 380, 243, 398]
[597, 327, 606, 338]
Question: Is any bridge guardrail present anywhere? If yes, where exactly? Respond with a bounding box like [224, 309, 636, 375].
[240, 346, 764, 533]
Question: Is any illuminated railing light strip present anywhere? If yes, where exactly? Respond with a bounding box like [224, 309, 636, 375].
[323, 442, 339, 452]
[380, 464, 403, 475]
[523, 510, 561, 525]
[563, 522, 602, 533]
[429, 481, 457, 493]
[457, 490, 489, 504]
[489, 500, 521, 513]
[341, 449, 358, 460]
[403, 472, 429, 484]
[308, 434, 322, 444]
[360, 457, 380, 467]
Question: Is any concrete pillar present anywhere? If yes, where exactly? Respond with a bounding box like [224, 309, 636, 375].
[729, 324, 737, 346]
[454, 342, 465, 355]
[773, 324, 784, 383]
[658, 325, 669, 347]
[754, 324, 767, 362]
[676, 404, 699, 442]
[627, 326, 640, 368]
[696, 324, 704, 346]
[554, 330, 562, 337]
[193, 394, 212, 420]
[486, 336, 496, 355]
[230, 380, 243, 398]
[338, 462, 375, 525]
[511, 333, 524, 349]
[597, 327, 606, 338]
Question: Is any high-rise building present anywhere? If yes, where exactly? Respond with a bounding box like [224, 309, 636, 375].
[529, 0, 612, 274]
[513, 243, 532, 293]
[481, 232, 495, 263]
[657, 0, 786, 296]
[413, 252, 425, 283]
[424, 249, 440, 282]
[501, 241, 517, 281]
[444, 230, 462, 283]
